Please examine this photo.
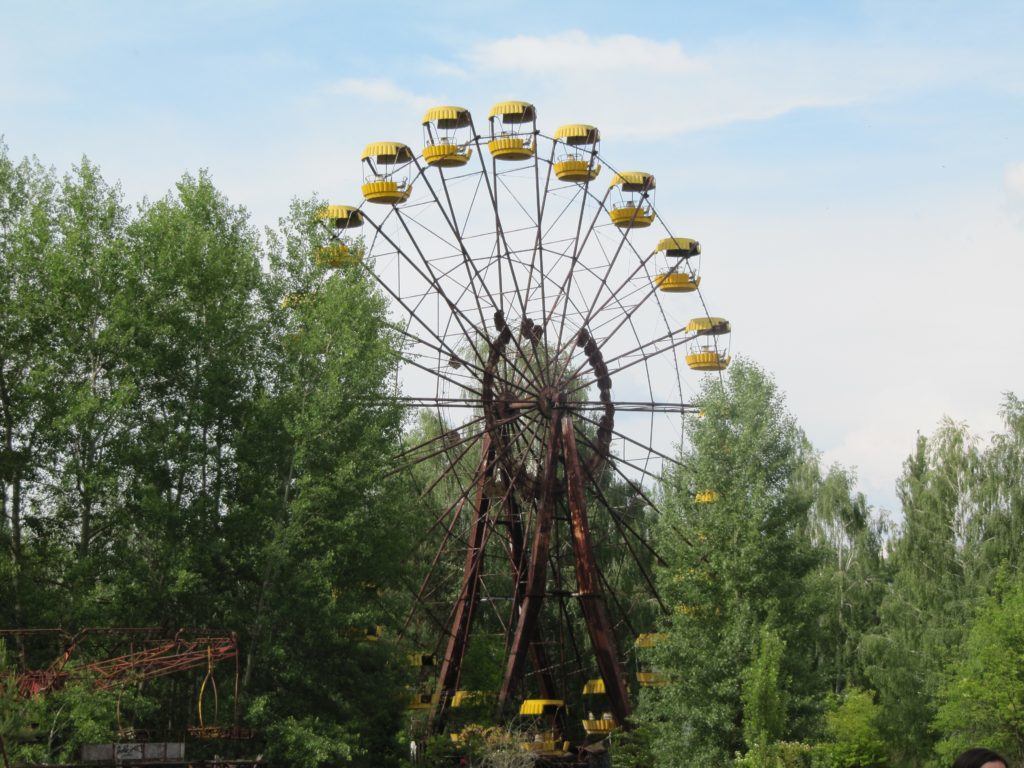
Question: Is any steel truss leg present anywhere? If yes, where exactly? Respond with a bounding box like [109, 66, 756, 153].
[431, 434, 495, 729]
[507, 493, 558, 699]
[498, 415, 562, 710]
[562, 416, 632, 725]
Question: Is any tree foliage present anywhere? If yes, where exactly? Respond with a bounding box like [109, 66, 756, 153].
[933, 573, 1024, 764]
[815, 688, 886, 768]
[0, 144, 413, 767]
[640, 361, 823, 764]
[4, 141, 1024, 768]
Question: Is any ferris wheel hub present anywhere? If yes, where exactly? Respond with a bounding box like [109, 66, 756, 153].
[536, 386, 564, 419]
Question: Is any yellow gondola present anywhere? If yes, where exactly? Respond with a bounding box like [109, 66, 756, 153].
[608, 171, 656, 228]
[582, 718, 618, 735]
[656, 236, 700, 258]
[408, 652, 436, 667]
[314, 205, 363, 267]
[407, 692, 435, 711]
[685, 317, 731, 336]
[451, 690, 486, 708]
[635, 633, 666, 649]
[314, 243, 358, 268]
[361, 142, 414, 204]
[636, 671, 668, 687]
[635, 633, 668, 687]
[519, 732, 571, 756]
[685, 315, 731, 371]
[553, 123, 601, 182]
[487, 101, 536, 161]
[686, 350, 731, 371]
[316, 204, 364, 229]
[654, 273, 701, 292]
[695, 490, 720, 504]
[422, 105, 474, 167]
[518, 698, 565, 716]
[581, 679, 618, 736]
[517, 699, 569, 755]
[653, 236, 701, 291]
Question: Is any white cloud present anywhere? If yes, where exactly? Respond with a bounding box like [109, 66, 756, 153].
[325, 77, 434, 111]
[468, 30, 702, 76]
[322, 31, 916, 140]
[445, 30, 989, 139]
[316, 30, 999, 143]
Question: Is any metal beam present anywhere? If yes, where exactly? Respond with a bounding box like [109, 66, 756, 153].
[504, 490, 558, 700]
[498, 415, 562, 710]
[561, 416, 632, 726]
[430, 434, 495, 729]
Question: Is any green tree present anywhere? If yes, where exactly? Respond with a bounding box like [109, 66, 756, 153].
[3, 150, 421, 764]
[861, 423, 973, 766]
[933, 573, 1024, 764]
[962, 395, 1024, 593]
[640, 360, 822, 765]
[739, 625, 789, 767]
[0, 143, 59, 631]
[816, 688, 886, 768]
[238, 198, 414, 768]
[806, 467, 886, 694]
[31, 159, 135, 627]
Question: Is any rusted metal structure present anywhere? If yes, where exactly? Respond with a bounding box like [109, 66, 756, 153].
[2, 628, 239, 699]
[0, 628, 257, 767]
[310, 98, 731, 751]
[1, 628, 250, 743]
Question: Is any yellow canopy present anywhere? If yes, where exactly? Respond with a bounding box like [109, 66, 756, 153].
[316, 204, 361, 222]
[518, 698, 565, 716]
[657, 237, 700, 255]
[582, 678, 606, 695]
[422, 105, 472, 128]
[685, 317, 731, 334]
[452, 690, 487, 708]
[406, 692, 434, 710]
[488, 100, 536, 123]
[636, 632, 666, 649]
[361, 141, 414, 163]
[609, 171, 656, 191]
[554, 123, 600, 144]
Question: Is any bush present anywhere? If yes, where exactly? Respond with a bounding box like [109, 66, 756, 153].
[814, 688, 886, 768]
[735, 741, 815, 767]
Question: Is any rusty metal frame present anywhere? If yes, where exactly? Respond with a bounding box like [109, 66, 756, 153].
[498, 414, 562, 710]
[562, 416, 631, 724]
[430, 434, 496, 728]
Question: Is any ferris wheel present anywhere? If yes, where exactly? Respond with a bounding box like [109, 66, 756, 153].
[315, 100, 731, 750]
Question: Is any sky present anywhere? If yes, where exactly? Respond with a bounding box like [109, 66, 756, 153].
[2, 0, 1023, 513]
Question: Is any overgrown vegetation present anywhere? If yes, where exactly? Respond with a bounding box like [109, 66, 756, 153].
[634, 362, 1024, 767]
[3, 143, 1023, 767]
[0, 144, 415, 767]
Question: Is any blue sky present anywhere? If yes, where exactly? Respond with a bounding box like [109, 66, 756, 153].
[3, 1, 1023, 512]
